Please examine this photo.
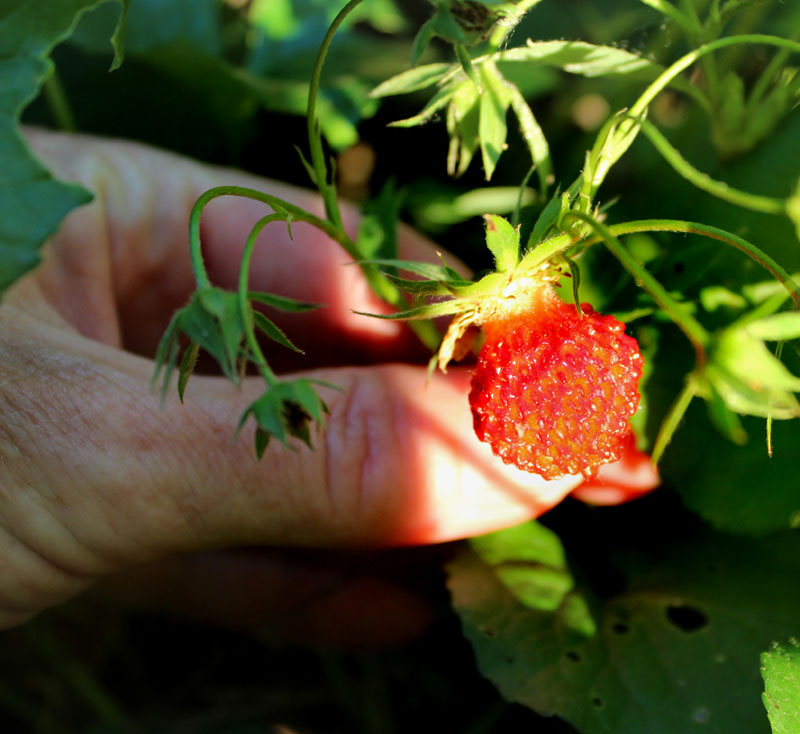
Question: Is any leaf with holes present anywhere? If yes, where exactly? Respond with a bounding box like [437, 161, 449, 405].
[448, 516, 800, 733]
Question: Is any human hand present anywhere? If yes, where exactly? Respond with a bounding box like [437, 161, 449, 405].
[0, 130, 658, 640]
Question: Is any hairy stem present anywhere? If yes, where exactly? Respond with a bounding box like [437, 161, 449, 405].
[603, 219, 800, 307]
[636, 118, 787, 215]
[238, 214, 284, 387]
[564, 212, 710, 361]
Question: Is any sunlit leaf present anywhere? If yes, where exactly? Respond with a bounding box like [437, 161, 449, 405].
[762, 638, 800, 734]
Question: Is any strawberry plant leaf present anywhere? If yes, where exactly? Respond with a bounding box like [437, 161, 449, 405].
[449, 515, 800, 734]
[477, 61, 510, 181]
[446, 79, 481, 176]
[761, 639, 800, 734]
[0, 0, 127, 295]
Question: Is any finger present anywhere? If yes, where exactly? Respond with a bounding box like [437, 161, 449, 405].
[570, 434, 660, 505]
[98, 548, 435, 649]
[24, 129, 451, 365]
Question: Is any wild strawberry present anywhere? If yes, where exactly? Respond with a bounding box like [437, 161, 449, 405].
[468, 279, 643, 479]
[366, 214, 644, 480]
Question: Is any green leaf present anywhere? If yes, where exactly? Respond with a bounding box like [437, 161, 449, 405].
[762, 639, 800, 734]
[252, 311, 303, 354]
[0, 0, 128, 294]
[248, 290, 320, 313]
[354, 299, 470, 321]
[483, 214, 520, 273]
[499, 39, 671, 80]
[357, 178, 403, 261]
[704, 329, 800, 419]
[477, 61, 510, 181]
[359, 258, 469, 283]
[449, 518, 800, 733]
[661, 400, 800, 535]
[745, 312, 800, 341]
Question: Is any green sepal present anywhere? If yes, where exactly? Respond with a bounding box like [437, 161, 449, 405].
[478, 61, 511, 181]
[483, 214, 520, 273]
[762, 639, 800, 734]
[354, 299, 471, 321]
[185, 287, 246, 383]
[410, 16, 436, 66]
[359, 258, 469, 283]
[369, 62, 453, 97]
[385, 274, 470, 297]
[252, 311, 303, 354]
[701, 328, 800, 420]
[388, 84, 455, 128]
[248, 291, 321, 312]
[237, 379, 332, 457]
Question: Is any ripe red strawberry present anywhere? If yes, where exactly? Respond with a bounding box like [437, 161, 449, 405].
[468, 280, 643, 480]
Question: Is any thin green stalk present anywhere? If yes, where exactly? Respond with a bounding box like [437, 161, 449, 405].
[602, 219, 800, 307]
[238, 214, 283, 387]
[651, 376, 697, 464]
[564, 211, 711, 360]
[632, 118, 788, 214]
[188, 186, 441, 352]
[306, 0, 365, 231]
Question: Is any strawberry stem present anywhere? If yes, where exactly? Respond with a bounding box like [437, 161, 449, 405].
[602, 219, 800, 308]
[651, 376, 698, 465]
[238, 213, 284, 388]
